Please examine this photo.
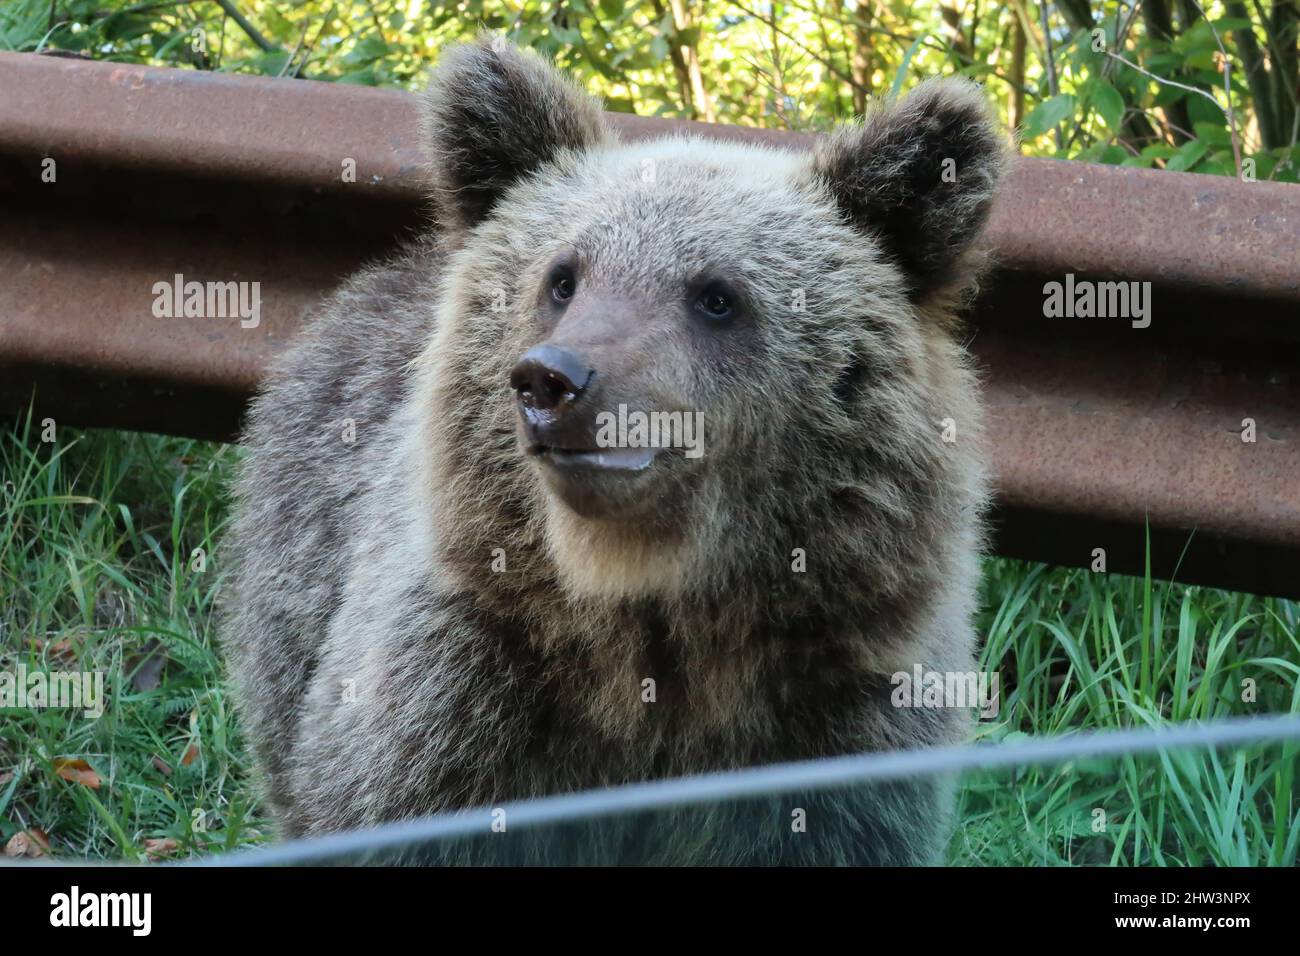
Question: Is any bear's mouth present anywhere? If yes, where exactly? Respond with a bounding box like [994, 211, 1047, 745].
[528, 444, 660, 473]
[526, 442, 668, 521]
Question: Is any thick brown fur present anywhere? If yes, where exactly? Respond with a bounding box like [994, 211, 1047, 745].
[220, 35, 1009, 864]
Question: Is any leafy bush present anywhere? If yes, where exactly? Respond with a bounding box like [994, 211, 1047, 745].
[5, 1, 1295, 179]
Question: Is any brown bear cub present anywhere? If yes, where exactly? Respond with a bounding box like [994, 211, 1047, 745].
[220, 35, 1007, 864]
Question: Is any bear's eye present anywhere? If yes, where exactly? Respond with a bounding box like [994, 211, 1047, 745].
[550, 265, 576, 304]
[694, 283, 735, 321]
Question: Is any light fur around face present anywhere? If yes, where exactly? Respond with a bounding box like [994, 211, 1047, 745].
[219, 35, 1009, 864]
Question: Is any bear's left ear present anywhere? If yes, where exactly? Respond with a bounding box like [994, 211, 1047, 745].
[812, 78, 1009, 299]
[422, 36, 607, 230]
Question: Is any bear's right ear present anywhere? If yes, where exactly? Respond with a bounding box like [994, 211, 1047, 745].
[421, 36, 607, 230]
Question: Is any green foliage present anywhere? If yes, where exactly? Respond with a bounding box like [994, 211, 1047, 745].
[6, 1, 1297, 180]
[1, 418, 263, 860]
[954, 560, 1300, 866]
[1023, 92, 1076, 138]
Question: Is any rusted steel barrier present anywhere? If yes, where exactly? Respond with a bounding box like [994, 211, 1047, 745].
[1, 53, 1298, 597]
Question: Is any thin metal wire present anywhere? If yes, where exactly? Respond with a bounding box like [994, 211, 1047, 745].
[197, 714, 1300, 867]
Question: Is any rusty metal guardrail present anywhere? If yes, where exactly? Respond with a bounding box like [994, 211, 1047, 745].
[1, 53, 1298, 598]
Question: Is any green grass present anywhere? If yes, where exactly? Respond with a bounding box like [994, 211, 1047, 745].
[1, 421, 1297, 864]
[0, 421, 261, 860]
[954, 562, 1300, 865]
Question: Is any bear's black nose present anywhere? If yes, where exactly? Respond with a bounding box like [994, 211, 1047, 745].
[509, 345, 594, 412]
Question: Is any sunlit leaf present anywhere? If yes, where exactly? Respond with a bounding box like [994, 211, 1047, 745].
[1022, 94, 1075, 139]
[1091, 82, 1125, 131]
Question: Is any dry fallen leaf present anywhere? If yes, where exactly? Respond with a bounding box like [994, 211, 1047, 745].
[25, 634, 80, 663]
[4, 833, 31, 858]
[151, 755, 173, 777]
[180, 744, 200, 767]
[4, 829, 49, 858]
[53, 758, 102, 789]
[143, 837, 180, 861]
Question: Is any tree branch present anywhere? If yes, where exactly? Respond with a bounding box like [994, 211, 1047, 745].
[211, 0, 278, 54]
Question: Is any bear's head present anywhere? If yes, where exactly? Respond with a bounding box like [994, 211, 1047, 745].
[418, 36, 1007, 610]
